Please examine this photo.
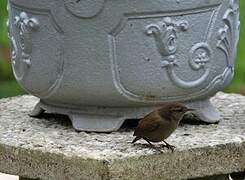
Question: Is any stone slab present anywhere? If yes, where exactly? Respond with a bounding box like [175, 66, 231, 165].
[0, 92, 244, 180]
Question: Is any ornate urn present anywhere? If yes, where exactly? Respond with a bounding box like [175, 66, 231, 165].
[7, 0, 240, 132]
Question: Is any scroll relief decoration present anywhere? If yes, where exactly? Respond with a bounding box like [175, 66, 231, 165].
[7, 11, 39, 80]
[145, 17, 211, 89]
[14, 12, 39, 66]
[217, 0, 240, 68]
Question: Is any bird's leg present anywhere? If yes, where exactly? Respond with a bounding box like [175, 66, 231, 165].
[143, 139, 163, 153]
[163, 141, 176, 152]
[160, 144, 168, 148]
[144, 139, 154, 147]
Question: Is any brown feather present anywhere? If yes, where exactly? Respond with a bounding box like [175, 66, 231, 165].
[133, 111, 161, 137]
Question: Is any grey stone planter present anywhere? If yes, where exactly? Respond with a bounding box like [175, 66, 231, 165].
[7, 0, 240, 132]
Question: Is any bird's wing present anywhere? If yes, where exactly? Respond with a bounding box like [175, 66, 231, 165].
[133, 111, 161, 137]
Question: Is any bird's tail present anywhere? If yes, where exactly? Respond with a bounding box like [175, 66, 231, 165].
[132, 136, 141, 143]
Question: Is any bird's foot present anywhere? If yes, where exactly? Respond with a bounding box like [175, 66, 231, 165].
[147, 144, 164, 153]
[166, 144, 175, 152]
[161, 143, 176, 152]
[149, 145, 163, 153]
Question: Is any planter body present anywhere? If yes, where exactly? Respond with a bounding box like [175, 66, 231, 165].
[7, 0, 240, 131]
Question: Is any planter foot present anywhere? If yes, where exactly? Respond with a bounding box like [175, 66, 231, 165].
[33, 101, 153, 132]
[69, 113, 125, 132]
[29, 102, 45, 117]
[31, 102, 126, 132]
[185, 98, 220, 123]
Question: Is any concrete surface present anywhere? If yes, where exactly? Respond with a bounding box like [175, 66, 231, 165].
[0, 92, 244, 180]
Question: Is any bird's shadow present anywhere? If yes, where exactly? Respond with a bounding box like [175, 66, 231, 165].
[131, 142, 171, 153]
[118, 119, 140, 132]
[119, 114, 217, 132]
[30, 112, 73, 128]
[180, 113, 219, 126]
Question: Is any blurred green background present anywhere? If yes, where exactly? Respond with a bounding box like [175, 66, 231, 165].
[0, 1, 24, 98]
[0, 1, 244, 98]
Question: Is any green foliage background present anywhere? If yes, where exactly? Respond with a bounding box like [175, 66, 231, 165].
[226, 0, 245, 93]
[0, 1, 8, 47]
[0, 1, 244, 98]
[0, 0, 24, 98]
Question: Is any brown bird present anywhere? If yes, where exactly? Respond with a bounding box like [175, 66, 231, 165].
[132, 103, 194, 152]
